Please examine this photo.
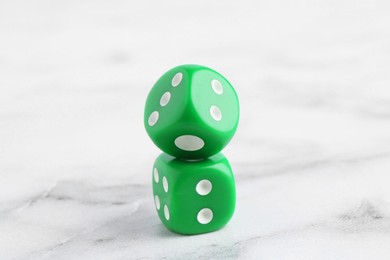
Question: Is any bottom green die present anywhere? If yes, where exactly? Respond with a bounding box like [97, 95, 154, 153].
[152, 153, 236, 235]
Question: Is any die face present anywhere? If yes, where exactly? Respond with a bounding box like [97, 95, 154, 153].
[190, 68, 239, 135]
[144, 65, 239, 159]
[152, 153, 236, 235]
[144, 66, 190, 133]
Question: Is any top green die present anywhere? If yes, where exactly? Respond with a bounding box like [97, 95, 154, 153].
[144, 64, 239, 159]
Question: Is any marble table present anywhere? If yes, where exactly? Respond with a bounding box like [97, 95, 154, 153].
[1, 0, 390, 259]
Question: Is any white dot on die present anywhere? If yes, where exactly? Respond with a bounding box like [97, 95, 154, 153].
[197, 208, 213, 224]
[160, 92, 171, 106]
[162, 176, 168, 192]
[196, 180, 212, 196]
[154, 195, 160, 210]
[153, 168, 159, 183]
[164, 204, 170, 220]
[174, 135, 205, 151]
[211, 80, 223, 95]
[172, 73, 183, 87]
[210, 106, 222, 121]
[148, 111, 159, 126]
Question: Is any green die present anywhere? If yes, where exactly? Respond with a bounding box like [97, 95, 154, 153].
[144, 64, 239, 159]
[152, 153, 236, 235]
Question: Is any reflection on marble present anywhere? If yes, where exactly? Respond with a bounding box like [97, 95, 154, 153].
[1, 0, 390, 259]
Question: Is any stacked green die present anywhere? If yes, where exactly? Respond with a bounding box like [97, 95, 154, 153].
[144, 65, 239, 235]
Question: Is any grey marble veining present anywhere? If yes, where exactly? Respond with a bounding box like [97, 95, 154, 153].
[1, 0, 390, 259]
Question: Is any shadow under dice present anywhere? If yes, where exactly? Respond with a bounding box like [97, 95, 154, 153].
[152, 153, 236, 235]
[144, 64, 239, 159]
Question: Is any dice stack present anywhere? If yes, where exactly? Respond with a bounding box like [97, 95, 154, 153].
[144, 65, 239, 235]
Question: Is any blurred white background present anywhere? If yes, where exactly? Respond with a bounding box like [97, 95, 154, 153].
[1, 0, 390, 259]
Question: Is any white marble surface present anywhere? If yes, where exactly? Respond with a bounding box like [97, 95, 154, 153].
[1, 0, 390, 259]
